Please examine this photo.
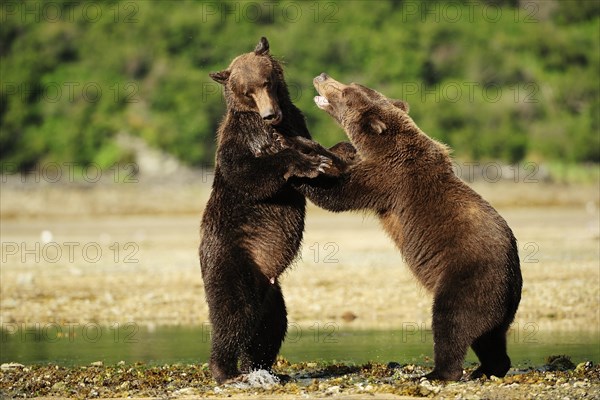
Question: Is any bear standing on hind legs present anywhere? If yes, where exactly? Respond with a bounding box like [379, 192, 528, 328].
[287, 73, 522, 381]
[199, 38, 352, 384]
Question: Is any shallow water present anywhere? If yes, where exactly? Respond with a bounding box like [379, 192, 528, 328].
[1, 324, 598, 367]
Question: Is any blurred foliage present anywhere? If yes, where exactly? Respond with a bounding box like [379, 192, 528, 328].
[1, 0, 598, 170]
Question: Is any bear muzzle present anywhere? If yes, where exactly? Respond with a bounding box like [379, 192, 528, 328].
[261, 108, 282, 125]
[315, 72, 329, 83]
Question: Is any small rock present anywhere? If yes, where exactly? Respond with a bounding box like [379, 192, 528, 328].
[117, 360, 125, 366]
[326, 385, 341, 394]
[104, 292, 114, 303]
[573, 381, 589, 388]
[173, 387, 198, 396]
[387, 361, 402, 369]
[545, 355, 575, 371]
[341, 311, 357, 322]
[419, 379, 441, 395]
[40, 230, 53, 243]
[418, 385, 431, 396]
[17, 273, 34, 286]
[51, 381, 67, 392]
[575, 361, 593, 373]
[90, 361, 103, 367]
[1, 363, 24, 371]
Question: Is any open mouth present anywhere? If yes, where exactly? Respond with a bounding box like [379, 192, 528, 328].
[314, 95, 330, 109]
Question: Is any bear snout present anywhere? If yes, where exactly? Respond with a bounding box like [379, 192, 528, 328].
[314, 72, 329, 83]
[262, 108, 282, 125]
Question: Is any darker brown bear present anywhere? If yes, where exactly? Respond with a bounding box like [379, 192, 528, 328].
[199, 39, 352, 384]
[294, 73, 522, 381]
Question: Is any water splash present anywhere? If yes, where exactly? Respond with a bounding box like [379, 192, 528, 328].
[229, 369, 280, 389]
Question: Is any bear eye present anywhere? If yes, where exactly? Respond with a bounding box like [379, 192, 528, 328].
[263, 80, 270, 88]
[244, 90, 252, 98]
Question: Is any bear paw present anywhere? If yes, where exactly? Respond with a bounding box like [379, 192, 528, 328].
[256, 132, 290, 157]
[285, 154, 332, 180]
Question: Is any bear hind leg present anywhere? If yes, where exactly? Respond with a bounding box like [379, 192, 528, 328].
[209, 342, 240, 384]
[424, 337, 468, 380]
[469, 326, 511, 379]
[424, 332, 469, 381]
[205, 278, 261, 384]
[424, 295, 473, 381]
[241, 283, 287, 372]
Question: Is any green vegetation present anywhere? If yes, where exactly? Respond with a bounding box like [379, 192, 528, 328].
[1, 0, 598, 170]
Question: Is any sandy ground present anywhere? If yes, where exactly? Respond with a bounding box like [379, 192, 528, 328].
[1, 179, 598, 333]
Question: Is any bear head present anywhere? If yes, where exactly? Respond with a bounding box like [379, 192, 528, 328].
[313, 73, 410, 155]
[210, 37, 284, 125]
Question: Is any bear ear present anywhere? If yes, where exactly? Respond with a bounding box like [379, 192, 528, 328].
[369, 117, 387, 134]
[391, 99, 409, 113]
[209, 70, 230, 85]
[254, 36, 270, 55]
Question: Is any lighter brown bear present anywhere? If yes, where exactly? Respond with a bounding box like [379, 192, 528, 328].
[290, 73, 523, 381]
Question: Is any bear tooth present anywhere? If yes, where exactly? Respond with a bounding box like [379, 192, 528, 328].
[314, 96, 329, 107]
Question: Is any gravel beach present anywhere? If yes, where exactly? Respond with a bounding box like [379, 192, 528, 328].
[1, 359, 599, 399]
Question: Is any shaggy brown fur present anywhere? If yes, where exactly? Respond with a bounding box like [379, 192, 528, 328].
[199, 39, 353, 384]
[290, 73, 522, 381]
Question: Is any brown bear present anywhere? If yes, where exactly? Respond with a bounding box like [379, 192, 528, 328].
[286, 73, 523, 381]
[199, 39, 353, 384]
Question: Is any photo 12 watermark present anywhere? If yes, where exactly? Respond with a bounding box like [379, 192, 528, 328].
[199, 1, 339, 24]
[452, 161, 540, 183]
[202, 80, 539, 106]
[1, 322, 139, 344]
[306, 242, 340, 264]
[400, 1, 539, 23]
[1, 1, 140, 24]
[1, 241, 140, 265]
[397, 82, 539, 104]
[199, 321, 339, 344]
[201, 81, 303, 105]
[1, 162, 139, 184]
[2, 81, 140, 104]
[400, 321, 539, 344]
